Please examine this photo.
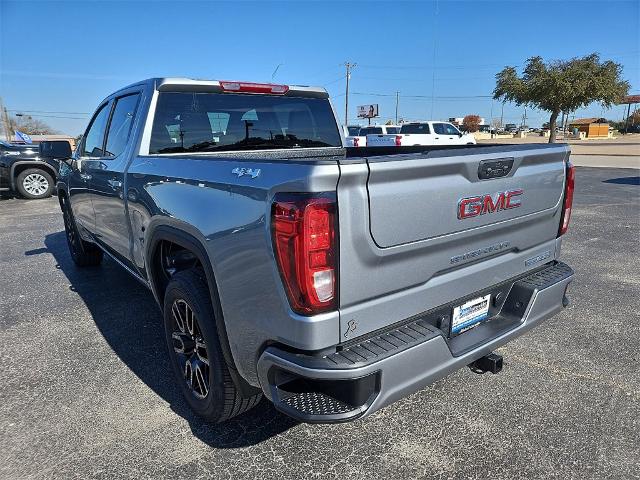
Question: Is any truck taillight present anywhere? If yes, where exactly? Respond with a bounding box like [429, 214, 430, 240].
[271, 193, 338, 315]
[558, 161, 575, 236]
[219, 81, 289, 95]
[395, 135, 402, 147]
[353, 137, 359, 147]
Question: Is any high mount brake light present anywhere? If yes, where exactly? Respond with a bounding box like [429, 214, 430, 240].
[271, 193, 338, 315]
[219, 81, 289, 95]
[558, 161, 575, 236]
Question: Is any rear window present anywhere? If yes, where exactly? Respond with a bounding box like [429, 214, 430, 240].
[149, 92, 341, 154]
[385, 127, 400, 134]
[400, 123, 430, 134]
[347, 126, 361, 136]
[360, 127, 383, 135]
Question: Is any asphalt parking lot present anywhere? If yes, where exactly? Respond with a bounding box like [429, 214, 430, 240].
[1, 167, 638, 480]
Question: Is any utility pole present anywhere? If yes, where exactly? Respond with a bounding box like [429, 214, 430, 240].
[489, 99, 495, 138]
[623, 103, 631, 134]
[0, 97, 11, 141]
[395, 91, 400, 124]
[344, 62, 356, 126]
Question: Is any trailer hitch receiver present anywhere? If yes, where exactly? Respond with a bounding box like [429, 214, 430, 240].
[469, 352, 503, 374]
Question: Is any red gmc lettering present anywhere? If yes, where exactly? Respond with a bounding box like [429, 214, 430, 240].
[458, 196, 482, 219]
[505, 189, 523, 209]
[482, 193, 506, 214]
[458, 189, 523, 219]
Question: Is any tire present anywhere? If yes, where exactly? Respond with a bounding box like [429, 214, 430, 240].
[16, 168, 54, 199]
[163, 269, 262, 423]
[61, 195, 103, 267]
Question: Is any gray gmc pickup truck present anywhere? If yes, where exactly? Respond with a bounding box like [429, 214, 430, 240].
[56, 78, 575, 424]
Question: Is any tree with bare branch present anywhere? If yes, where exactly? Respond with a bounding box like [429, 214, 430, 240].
[13, 116, 58, 135]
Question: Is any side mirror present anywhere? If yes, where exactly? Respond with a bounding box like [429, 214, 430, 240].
[39, 140, 72, 160]
[458, 132, 463, 137]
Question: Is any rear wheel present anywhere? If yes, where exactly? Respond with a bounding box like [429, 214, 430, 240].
[16, 168, 54, 199]
[61, 196, 103, 267]
[163, 268, 261, 423]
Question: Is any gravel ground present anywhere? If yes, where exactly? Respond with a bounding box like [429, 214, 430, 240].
[0, 167, 638, 480]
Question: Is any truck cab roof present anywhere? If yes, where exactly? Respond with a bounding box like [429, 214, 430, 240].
[113, 78, 329, 99]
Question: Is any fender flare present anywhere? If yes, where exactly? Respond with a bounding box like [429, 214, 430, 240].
[145, 224, 260, 396]
[10, 161, 58, 191]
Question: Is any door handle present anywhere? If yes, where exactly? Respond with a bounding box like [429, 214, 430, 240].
[79, 173, 92, 181]
[107, 179, 123, 189]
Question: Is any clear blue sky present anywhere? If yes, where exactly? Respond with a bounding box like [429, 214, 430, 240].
[1, 0, 638, 135]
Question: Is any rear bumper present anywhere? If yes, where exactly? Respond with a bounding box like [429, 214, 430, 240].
[257, 261, 574, 423]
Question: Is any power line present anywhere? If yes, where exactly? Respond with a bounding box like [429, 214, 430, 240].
[351, 92, 492, 99]
[16, 114, 88, 120]
[7, 109, 90, 115]
[322, 75, 346, 87]
[355, 50, 639, 71]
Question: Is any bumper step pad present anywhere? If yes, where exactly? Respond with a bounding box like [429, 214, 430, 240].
[281, 391, 356, 416]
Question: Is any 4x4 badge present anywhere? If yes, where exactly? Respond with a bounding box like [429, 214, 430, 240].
[232, 167, 261, 179]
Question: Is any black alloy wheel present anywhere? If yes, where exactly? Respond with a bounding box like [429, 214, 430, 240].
[170, 298, 210, 399]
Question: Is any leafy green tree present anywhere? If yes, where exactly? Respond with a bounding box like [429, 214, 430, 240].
[493, 54, 630, 143]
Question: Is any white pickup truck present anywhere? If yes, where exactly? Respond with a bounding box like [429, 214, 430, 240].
[343, 125, 366, 147]
[367, 121, 476, 147]
[355, 125, 400, 147]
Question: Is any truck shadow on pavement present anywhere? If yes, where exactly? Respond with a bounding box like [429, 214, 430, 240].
[602, 176, 640, 185]
[42, 231, 298, 448]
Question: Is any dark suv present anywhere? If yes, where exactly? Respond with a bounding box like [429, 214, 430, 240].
[0, 140, 71, 199]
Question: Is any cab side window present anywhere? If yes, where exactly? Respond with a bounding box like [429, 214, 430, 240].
[433, 123, 446, 135]
[81, 102, 111, 157]
[444, 123, 460, 135]
[104, 93, 141, 158]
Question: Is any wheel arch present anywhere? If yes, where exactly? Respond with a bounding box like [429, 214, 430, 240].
[146, 224, 260, 397]
[10, 161, 57, 191]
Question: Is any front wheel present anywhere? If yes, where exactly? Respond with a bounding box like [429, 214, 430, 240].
[163, 269, 261, 423]
[16, 168, 54, 199]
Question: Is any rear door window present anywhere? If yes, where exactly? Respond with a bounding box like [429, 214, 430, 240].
[400, 123, 430, 134]
[433, 123, 446, 135]
[149, 92, 341, 154]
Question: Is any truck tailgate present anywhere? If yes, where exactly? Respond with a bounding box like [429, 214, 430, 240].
[337, 144, 570, 340]
[366, 134, 396, 147]
[367, 145, 567, 247]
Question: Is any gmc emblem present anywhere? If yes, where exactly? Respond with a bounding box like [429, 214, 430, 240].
[458, 189, 523, 219]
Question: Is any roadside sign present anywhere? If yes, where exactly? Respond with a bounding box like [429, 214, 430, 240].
[357, 104, 379, 119]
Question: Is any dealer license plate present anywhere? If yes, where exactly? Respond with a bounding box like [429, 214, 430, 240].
[451, 294, 491, 335]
